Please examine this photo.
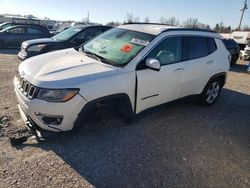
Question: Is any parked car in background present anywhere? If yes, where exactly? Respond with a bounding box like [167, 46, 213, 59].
[50, 26, 70, 35]
[230, 31, 250, 50]
[14, 24, 230, 133]
[18, 25, 112, 60]
[0, 25, 51, 49]
[239, 45, 250, 61]
[0, 22, 47, 31]
[222, 39, 240, 65]
[0, 22, 14, 30]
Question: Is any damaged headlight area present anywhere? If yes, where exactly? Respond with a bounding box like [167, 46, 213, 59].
[37, 88, 79, 102]
[27, 44, 47, 52]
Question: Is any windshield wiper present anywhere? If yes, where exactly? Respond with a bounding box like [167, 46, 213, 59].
[84, 50, 102, 62]
[82, 47, 120, 67]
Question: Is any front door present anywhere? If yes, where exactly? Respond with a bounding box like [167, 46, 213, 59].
[136, 37, 187, 113]
[5, 27, 26, 47]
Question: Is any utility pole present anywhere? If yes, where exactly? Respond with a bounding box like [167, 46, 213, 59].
[87, 12, 89, 23]
[239, 0, 248, 30]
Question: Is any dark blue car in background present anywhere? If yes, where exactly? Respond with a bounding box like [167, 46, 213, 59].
[0, 25, 52, 49]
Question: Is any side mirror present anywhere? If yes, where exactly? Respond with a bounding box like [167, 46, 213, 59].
[145, 58, 161, 71]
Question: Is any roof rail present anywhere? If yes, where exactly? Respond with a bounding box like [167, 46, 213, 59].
[123, 22, 172, 26]
[161, 28, 216, 33]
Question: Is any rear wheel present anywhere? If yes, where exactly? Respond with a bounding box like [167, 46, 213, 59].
[198, 78, 222, 106]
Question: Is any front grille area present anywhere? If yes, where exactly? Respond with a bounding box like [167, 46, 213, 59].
[16, 75, 38, 99]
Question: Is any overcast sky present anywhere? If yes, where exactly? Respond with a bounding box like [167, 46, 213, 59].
[0, 0, 249, 28]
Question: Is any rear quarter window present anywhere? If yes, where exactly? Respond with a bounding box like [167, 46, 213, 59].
[207, 38, 217, 54]
[27, 28, 43, 34]
[222, 39, 237, 49]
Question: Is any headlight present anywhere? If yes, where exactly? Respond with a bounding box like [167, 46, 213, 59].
[37, 89, 79, 102]
[27, 44, 47, 52]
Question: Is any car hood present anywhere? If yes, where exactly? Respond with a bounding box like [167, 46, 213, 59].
[18, 48, 119, 88]
[22, 38, 60, 48]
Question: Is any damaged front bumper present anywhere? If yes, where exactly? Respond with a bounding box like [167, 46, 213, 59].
[14, 76, 87, 133]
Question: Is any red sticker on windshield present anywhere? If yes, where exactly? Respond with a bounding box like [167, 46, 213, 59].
[120, 44, 134, 53]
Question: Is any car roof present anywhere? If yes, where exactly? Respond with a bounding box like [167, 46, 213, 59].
[4, 25, 49, 32]
[72, 25, 111, 30]
[118, 23, 217, 36]
[10, 25, 44, 28]
[118, 23, 177, 35]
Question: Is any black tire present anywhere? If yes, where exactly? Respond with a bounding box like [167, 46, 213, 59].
[198, 78, 222, 106]
[0, 40, 4, 49]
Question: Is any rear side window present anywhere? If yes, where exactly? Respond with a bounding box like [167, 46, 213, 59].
[183, 36, 217, 61]
[27, 28, 42, 34]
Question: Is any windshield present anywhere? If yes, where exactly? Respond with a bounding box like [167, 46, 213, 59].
[83, 28, 154, 66]
[53, 26, 83, 41]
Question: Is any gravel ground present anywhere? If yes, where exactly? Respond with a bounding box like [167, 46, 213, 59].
[0, 50, 249, 188]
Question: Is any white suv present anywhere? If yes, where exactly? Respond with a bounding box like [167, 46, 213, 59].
[14, 24, 230, 133]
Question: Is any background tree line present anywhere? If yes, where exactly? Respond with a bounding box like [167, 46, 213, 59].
[105, 12, 250, 33]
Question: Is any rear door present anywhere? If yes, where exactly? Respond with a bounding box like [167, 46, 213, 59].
[180, 36, 217, 97]
[25, 27, 45, 40]
[136, 36, 187, 113]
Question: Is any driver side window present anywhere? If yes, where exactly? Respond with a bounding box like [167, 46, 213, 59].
[146, 37, 182, 66]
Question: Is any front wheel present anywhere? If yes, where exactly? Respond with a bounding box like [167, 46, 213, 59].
[198, 78, 222, 106]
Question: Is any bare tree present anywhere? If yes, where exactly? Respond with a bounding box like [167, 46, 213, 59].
[106, 21, 121, 27]
[182, 18, 198, 28]
[166, 17, 180, 26]
[159, 17, 179, 26]
[126, 12, 134, 23]
[159, 17, 166, 24]
[144, 16, 150, 23]
[125, 12, 140, 23]
[213, 22, 231, 33]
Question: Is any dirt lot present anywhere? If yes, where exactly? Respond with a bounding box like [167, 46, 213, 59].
[0, 49, 249, 188]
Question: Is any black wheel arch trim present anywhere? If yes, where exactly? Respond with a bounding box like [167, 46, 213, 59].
[73, 93, 134, 129]
[208, 72, 227, 86]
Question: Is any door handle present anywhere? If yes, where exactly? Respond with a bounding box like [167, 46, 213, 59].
[174, 68, 184, 73]
[207, 60, 214, 65]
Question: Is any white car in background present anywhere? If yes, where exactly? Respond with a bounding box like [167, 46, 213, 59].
[14, 24, 230, 133]
[240, 45, 250, 61]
